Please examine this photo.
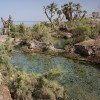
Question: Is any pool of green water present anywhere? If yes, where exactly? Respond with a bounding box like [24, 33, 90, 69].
[11, 50, 100, 100]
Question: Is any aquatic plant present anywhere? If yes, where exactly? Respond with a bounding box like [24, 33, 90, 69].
[43, 65, 65, 80]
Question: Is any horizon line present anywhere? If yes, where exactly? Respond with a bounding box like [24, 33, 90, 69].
[0, 20, 47, 22]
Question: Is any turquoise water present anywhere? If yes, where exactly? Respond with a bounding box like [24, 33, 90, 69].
[11, 50, 100, 100]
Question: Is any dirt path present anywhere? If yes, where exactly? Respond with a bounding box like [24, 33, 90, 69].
[0, 35, 8, 46]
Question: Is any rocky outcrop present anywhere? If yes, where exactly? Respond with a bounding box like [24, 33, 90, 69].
[74, 38, 100, 58]
[60, 32, 72, 39]
[28, 40, 49, 52]
[0, 35, 8, 46]
[74, 39, 95, 56]
[51, 32, 72, 39]
[48, 45, 65, 53]
[0, 73, 12, 100]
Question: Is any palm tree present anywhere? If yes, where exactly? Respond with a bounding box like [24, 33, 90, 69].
[81, 10, 87, 20]
[56, 9, 63, 25]
[69, 2, 73, 8]
[57, 10, 62, 19]
[44, 2, 58, 28]
[92, 12, 97, 19]
[83, 10, 87, 17]
[62, 2, 87, 21]
[78, 10, 82, 17]
[75, 3, 81, 11]
[68, 2, 74, 20]
[73, 3, 82, 19]
[62, 3, 73, 21]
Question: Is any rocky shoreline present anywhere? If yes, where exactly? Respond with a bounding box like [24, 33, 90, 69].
[0, 35, 100, 64]
[13, 37, 100, 64]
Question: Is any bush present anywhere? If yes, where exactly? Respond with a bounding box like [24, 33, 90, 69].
[18, 23, 26, 34]
[10, 71, 37, 100]
[9, 67, 65, 100]
[10, 23, 32, 39]
[10, 24, 19, 32]
[73, 24, 92, 43]
[33, 76, 64, 100]
[31, 23, 53, 44]
[40, 21, 51, 27]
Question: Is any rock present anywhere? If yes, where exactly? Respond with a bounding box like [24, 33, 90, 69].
[19, 39, 27, 46]
[0, 73, 3, 84]
[9, 38, 14, 43]
[59, 27, 68, 32]
[0, 35, 8, 46]
[74, 39, 95, 56]
[28, 42, 36, 49]
[26, 40, 49, 52]
[49, 45, 65, 53]
[62, 32, 72, 39]
[38, 42, 48, 52]
[0, 73, 12, 100]
[49, 45, 55, 50]
[14, 38, 21, 45]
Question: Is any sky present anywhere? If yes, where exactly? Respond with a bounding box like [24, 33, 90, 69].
[0, 0, 100, 21]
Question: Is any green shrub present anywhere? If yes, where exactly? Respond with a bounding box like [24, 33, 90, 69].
[33, 76, 64, 100]
[18, 23, 26, 34]
[10, 71, 37, 100]
[31, 23, 53, 44]
[41, 21, 51, 27]
[91, 25, 100, 38]
[73, 24, 92, 43]
[10, 24, 19, 32]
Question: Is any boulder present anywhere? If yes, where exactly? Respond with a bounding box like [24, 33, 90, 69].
[0, 35, 8, 46]
[27, 40, 49, 52]
[62, 32, 72, 39]
[0, 73, 12, 100]
[74, 39, 95, 56]
[37, 42, 48, 52]
[19, 39, 27, 46]
[49, 45, 65, 53]
[14, 38, 21, 45]
[28, 42, 36, 49]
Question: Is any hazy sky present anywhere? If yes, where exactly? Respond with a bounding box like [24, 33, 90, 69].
[0, 0, 100, 21]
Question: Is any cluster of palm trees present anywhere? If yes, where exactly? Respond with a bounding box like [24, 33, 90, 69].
[44, 2, 87, 28]
[62, 2, 87, 21]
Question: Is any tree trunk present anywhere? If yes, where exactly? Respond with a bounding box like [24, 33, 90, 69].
[44, 7, 55, 29]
